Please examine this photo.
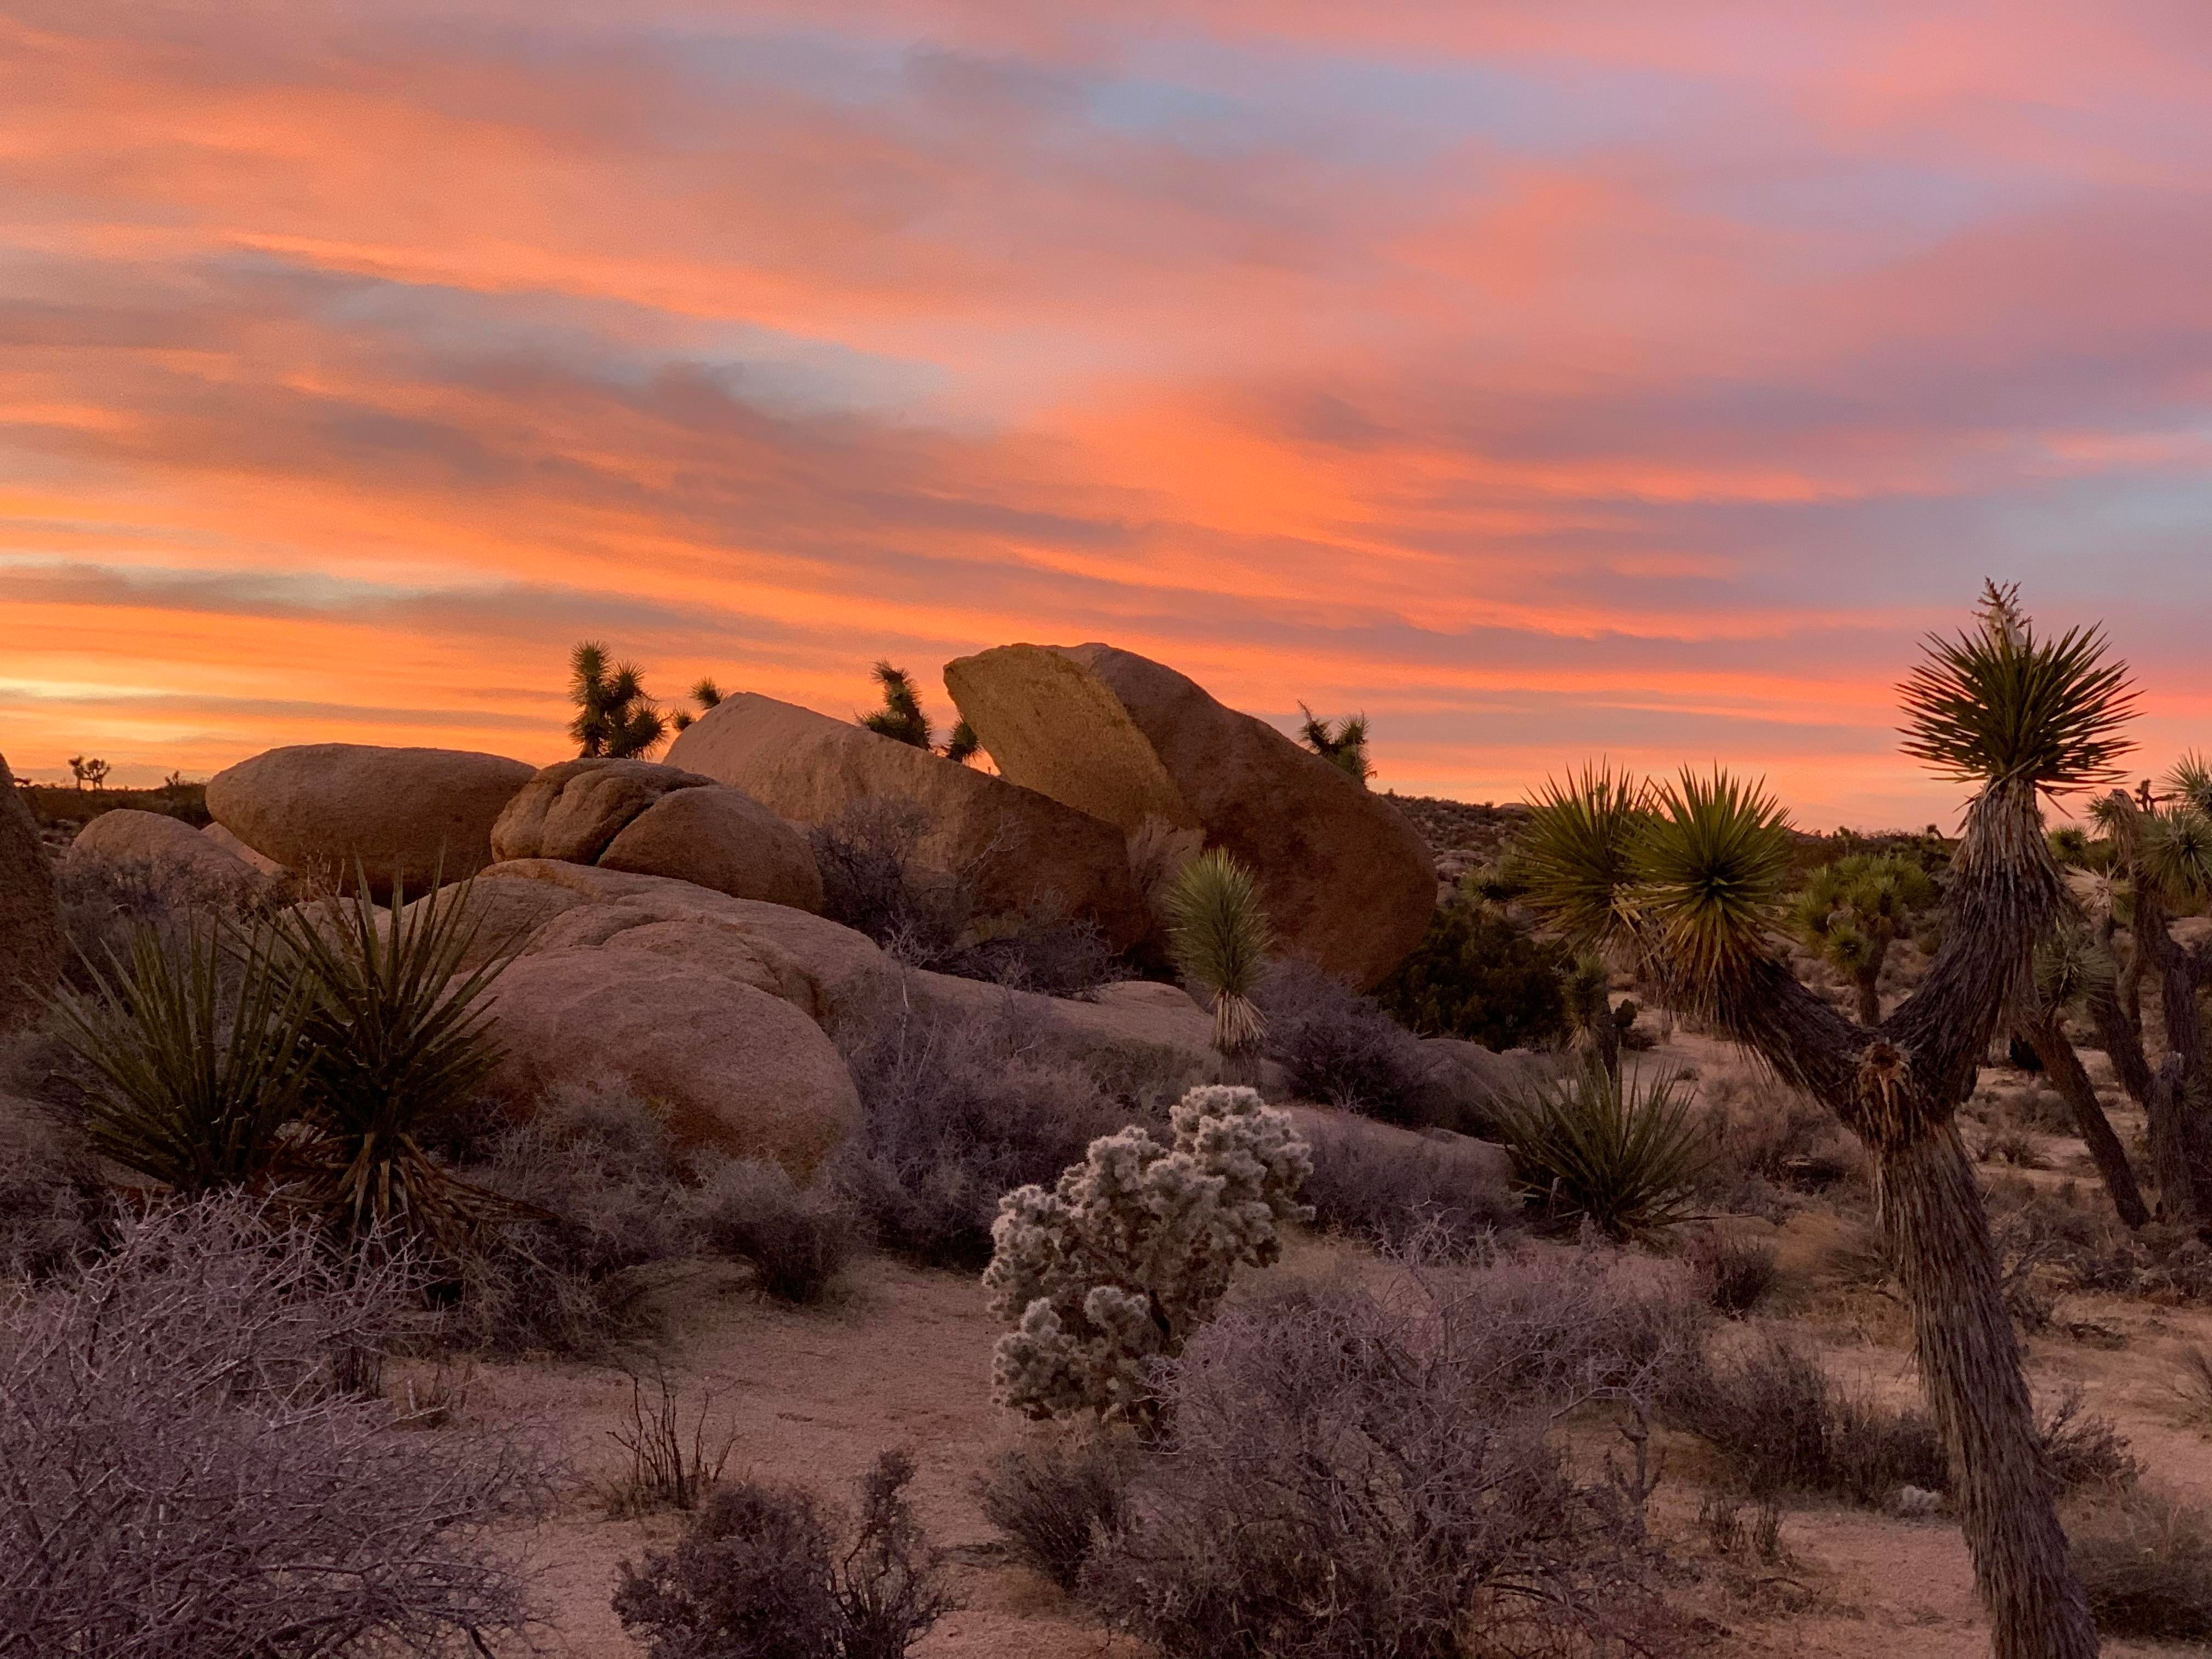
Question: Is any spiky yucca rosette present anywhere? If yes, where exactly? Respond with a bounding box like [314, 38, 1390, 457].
[1161, 848, 1274, 1062]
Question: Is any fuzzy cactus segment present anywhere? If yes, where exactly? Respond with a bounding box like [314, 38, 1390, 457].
[982, 1084, 1312, 1420]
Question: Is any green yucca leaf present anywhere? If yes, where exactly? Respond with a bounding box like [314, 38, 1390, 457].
[2035, 922, 2115, 1012]
[1516, 763, 1651, 951]
[1163, 849, 1274, 1052]
[279, 865, 523, 1246]
[1637, 769, 1795, 990]
[2141, 806, 2212, 903]
[2168, 752, 2212, 816]
[1897, 582, 2136, 793]
[1491, 1060, 1713, 1239]
[46, 916, 319, 1195]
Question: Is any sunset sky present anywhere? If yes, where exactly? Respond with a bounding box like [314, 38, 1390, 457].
[5, 2, 2210, 827]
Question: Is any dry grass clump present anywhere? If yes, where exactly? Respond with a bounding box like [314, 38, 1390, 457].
[696, 1155, 855, 1305]
[1072, 1251, 1707, 1658]
[2068, 1491, 2212, 1641]
[1685, 1073, 1866, 1221]
[0, 1195, 545, 1655]
[832, 995, 1149, 1269]
[0, 1088, 104, 1280]
[1685, 1228, 1781, 1317]
[977, 1430, 1137, 1591]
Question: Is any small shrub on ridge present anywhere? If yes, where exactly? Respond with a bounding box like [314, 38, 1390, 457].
[978, 1430, 1136, 1591]
[697, 1156, 855, 1305]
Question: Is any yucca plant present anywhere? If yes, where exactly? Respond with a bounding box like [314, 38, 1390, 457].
[1162, 849, 1274, 1063]
[570, 641, 667, 759]
[859, 661, 979, 763]
[278, 871, 525, 1252]
[1295, 703, 1374, 785]
[1789, 853, 1939, 1025]
[46, 917, 319, 1196]
[669, 676, 723, 734]
[1491, 1060, 1711, 1239]
[1515, 764, 1652, 1080]
[1518, 584, 2126, 1659]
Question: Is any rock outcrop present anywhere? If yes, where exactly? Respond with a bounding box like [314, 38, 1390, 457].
[67, 808, 273, 901]
[0, 753, 64, 1027]
[206, 744, 534, 899]
[490, 758, 823, 911]
[944, 643, 1435, 988]
[664, 691, 1146, 946]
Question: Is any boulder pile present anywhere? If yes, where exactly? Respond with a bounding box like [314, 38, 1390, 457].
[51, 644, 1449, 1176]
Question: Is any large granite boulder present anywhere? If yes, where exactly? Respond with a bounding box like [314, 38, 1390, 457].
[490, 758, 822, 911]
[0, 754, 64, 1027]
[480, 947, 859, 1173]
[466, 861, 892, 1029]
[943, 644, 1434, 989]
[206, 744, 534, 899]
[67, 808, 273, 902]
[203, 821, 286, 877]
[663, 691, 1146, 946]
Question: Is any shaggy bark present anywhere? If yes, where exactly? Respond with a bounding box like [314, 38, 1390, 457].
[1707, 780, 2098, 1659]
[2018, 1012, 2149, 1228]
[2112, 857, 2212, 1222]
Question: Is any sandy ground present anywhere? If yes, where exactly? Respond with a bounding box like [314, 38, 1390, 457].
[430, 1021, 2212, 1658]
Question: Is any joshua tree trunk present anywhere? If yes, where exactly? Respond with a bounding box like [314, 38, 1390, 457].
[1853, 946, 1886, 1027]
[1880, 1121, 2095, 1656]
[1713, 778, 2100, 1659]
[2018, 1011, 2148, 1228]
[2123, 881, 2212, 1222]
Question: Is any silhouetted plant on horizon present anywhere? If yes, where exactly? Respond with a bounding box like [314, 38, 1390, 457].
[568, 641, 667, 758]
[861, 661, 980, 763]
[1296, 702, 1374, 785]
[668, 676, 723, 733]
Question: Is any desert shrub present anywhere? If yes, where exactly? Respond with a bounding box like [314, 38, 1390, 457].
[1492, 1061, 1714, 1239]
[50, 854, 268, 988]
[984, 1085, 1312, 1421]
[1374, 899, 1570, 1051]
[2038, 1387, 2140, 1491]
[1082, 1257, 1697, 1658]
[1668, 1335, 2132, 1508]
[833, 997, 1143, 1269]
[978, 1430, 1137, 1590]
[2169, 1345, 2212, 1426]
[1685, 1228, 1780, 1316]
[1257, 959, 1432, 1122]
[2069, 1492, 2212, 1641]
[2008, 1082, 2080, 1136]
[947, 910, 1118, 997]
[1297, 1114, 1516, 1253]
[697, 1156, 855, 1304]
[450, 1075, 703, 1355]
[1974, 1116, 2049, 1169]
[604, 1370, 733, 1518]
[0, 1196, 543, 1654]
[613, 1449, 953, 1659]
[1666, 1334, 1947, 1507]
[46, 914, 319, 1196]
[1686, 1074, 1864, 1220]
[0, 1091, 105, 1279]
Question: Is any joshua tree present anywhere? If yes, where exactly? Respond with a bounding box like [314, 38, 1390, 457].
[568, 642, 667, 759]
[1516, 763, 1647, 1082]
[1517, 584, 2129, 1659]
[1789, 853, 1939, 1025]
[860, 661, 980, 763]
[1162, 849, 1273, 1067]
[668, 677, 723, 734]
[1296, 703, 1374, 785]
[66, 755, 110, 791]
[2016, 922, 2149, 1227]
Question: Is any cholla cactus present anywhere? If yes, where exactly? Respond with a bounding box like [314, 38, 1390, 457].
[983, 1085, 1312, 1421]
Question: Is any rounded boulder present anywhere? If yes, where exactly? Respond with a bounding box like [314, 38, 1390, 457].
[206, 744, 535, 900]
[489, 758, 717, 865]
[598, 786, 824, 912]
[481, 946, 860, 1172]
[67, 808, 273, 902]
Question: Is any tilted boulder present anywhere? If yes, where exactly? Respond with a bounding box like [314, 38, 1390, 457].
[663, 691, 1146, 947]
[206, 744, 534, 900]
[67, 808, 273, 902]
[0, 753, 64, 1027]
[490, 758, 823, 911]
[203, 822, 286, 877]
[480, 947, 859, 1173]
[943, 644, 1435, 988]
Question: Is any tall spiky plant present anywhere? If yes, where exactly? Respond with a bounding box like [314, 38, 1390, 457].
[1295, 704, 1374, 785]
[46, 917, 319, 1196]
[277, 870, 529, 1253]
[1161, 849, 1274, 1065]
[1790, 853, 1939, 1025]
[861, 662, 933, 749]
[2018, 921, 2149, 1228]
[569, 641, 668, 759]
[1515, 763, 1650, 1079]
[1519, 584, 2127, 1659]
